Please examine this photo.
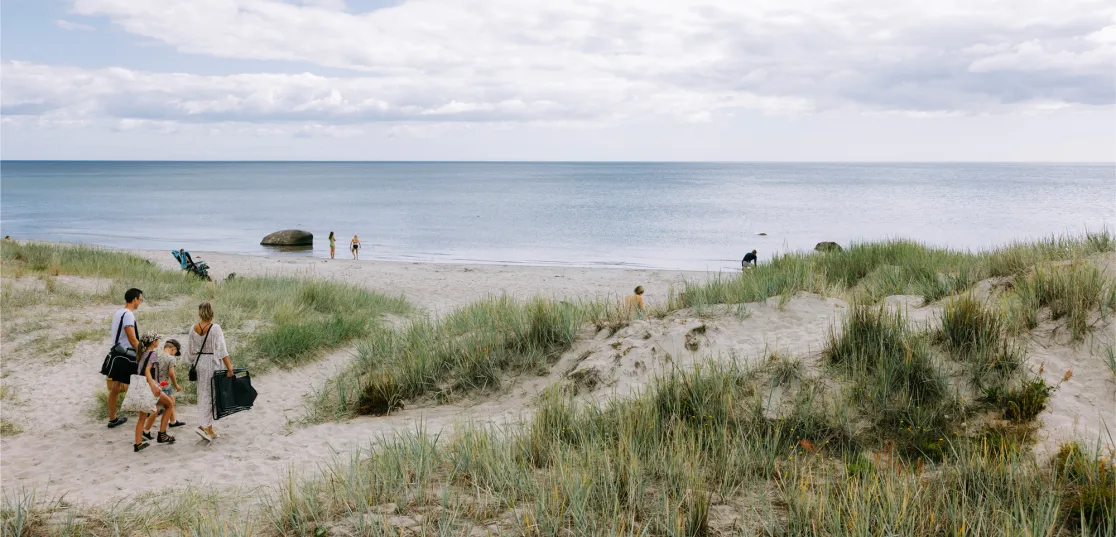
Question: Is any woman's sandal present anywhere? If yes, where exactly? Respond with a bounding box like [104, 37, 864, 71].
[134, 442, 149, 452]
[157, 432, 176, 444]
[195, 427, 213, 442]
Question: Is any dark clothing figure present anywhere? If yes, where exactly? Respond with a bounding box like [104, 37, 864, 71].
[742, 251, 758, 268]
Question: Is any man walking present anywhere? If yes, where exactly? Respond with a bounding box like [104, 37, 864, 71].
[106, 288, 143, 428]
[742, 250, 758, 270]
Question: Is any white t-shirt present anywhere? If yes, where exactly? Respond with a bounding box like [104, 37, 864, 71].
[110, 308, 137, 348]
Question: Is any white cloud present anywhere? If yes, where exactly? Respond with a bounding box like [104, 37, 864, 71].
[295, 0, 347, 10]
[2, 0, 1110, 134]
[54, 19, 96, 31]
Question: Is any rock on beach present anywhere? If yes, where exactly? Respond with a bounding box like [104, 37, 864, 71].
[261, 229, 314, 246]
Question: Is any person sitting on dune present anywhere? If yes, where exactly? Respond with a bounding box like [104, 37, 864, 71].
[625, 286, 645, 319]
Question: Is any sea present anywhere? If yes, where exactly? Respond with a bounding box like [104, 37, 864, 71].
[1, 162, 1112, 272]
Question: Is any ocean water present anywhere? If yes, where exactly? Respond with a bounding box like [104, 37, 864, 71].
[1, 161, 1112, 271]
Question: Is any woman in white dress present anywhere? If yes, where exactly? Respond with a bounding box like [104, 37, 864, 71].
[187, 301, 233, 442]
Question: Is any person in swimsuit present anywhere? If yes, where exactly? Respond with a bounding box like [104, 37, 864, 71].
[625, 286, 645, 319]
[329, 231, 336, 260]
[350, 234, 361, 260]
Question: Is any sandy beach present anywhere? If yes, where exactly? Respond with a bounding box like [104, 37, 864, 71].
[0, 249, 710, 504]
[1, 245, 1113, 516]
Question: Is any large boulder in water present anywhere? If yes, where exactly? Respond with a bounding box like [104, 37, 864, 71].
[261, 229, 314, 246]
[814, 241, 843, 252]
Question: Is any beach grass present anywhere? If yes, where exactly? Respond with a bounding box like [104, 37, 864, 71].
[8, 357, 1115, 536]
[0, 242, 410, 374]
[5, 235, 1116, 536]
[310, 295, 583, 420]
[937, 294, 1024, 388]
[1102, 343, 1116, 381]
[308, 293, 665, 421]
[671, 230, 1115, 310]
[0, 419, 23, 437]
[243, 367, 1112, 535]
[824, 304, 961, 460]
[1006, 260, 1116, 341]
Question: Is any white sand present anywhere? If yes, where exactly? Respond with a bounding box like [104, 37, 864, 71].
[2, 248, 1113, 507]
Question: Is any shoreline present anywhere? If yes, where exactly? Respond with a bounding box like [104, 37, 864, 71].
[130, 247, 710, 315]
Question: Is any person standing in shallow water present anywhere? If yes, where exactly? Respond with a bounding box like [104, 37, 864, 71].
[328, 232, 336, 260]
[350, 234, 361, 260]
[188, 302, 233, 442]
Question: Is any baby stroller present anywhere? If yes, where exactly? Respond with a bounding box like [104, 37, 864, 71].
[172, 249, 211, 281]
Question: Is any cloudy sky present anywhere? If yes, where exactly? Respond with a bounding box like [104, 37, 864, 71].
[1, 0, 1113, 160]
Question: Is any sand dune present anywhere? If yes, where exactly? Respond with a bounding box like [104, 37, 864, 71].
[1, 248, 1113, 509]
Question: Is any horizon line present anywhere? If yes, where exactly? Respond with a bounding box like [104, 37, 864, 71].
[2, 159, 1113, 165]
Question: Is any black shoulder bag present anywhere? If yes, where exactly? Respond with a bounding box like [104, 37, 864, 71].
[100, 312, 138, 375]
[188, 325, 213, 382]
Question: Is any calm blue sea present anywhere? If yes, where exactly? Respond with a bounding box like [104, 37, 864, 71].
[1, 162, 1112, 271]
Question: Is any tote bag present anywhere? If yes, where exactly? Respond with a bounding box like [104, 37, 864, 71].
[120, 352, 158, 414]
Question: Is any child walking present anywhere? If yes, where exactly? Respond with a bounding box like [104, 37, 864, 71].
[143, 339, 185, 438]
[134, 334, 177, 452]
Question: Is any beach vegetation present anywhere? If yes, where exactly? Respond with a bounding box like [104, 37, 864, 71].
[311, 296, 582, 419]
[5, 236, 1116, 537]
[937, 294, 1024, 387]
[672, 230, 1115, 309]
[979, 376, 1055, 423]
[0, 419, 22, 437]
[824, 304, 960, 460]
[8, 361, 1116, 536]
[1006, 259, 1116, 341]
[0, 242, 410, 374]
[1102, 343, 1116, 381]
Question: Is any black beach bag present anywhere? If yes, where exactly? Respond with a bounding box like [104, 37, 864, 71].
[188, 325, 212, 382]
[211, 368, 257, 420]
[100, 314, 138, 378]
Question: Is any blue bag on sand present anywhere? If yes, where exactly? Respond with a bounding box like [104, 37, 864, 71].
[211, 369, 257, 420]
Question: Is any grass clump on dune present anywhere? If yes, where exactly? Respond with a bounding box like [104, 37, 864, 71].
[1008, 261, 1116, 341]
[979, 376, 1055, 423]
[673, 230, 1115, 309]
[313, 296, 581, 419]
[937, 295, 1023, 387]
[825, 304, 960, 460]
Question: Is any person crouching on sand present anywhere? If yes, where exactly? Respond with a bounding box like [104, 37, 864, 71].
[742, 249, 758, 270]
[625, 286, 645, 319]
[350, 234, 361, 260]
[134, 333, 177, 452]
[143, 339, 185, 438]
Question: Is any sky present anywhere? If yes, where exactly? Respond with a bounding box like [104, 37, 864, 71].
[1, 0, 1113, 161]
